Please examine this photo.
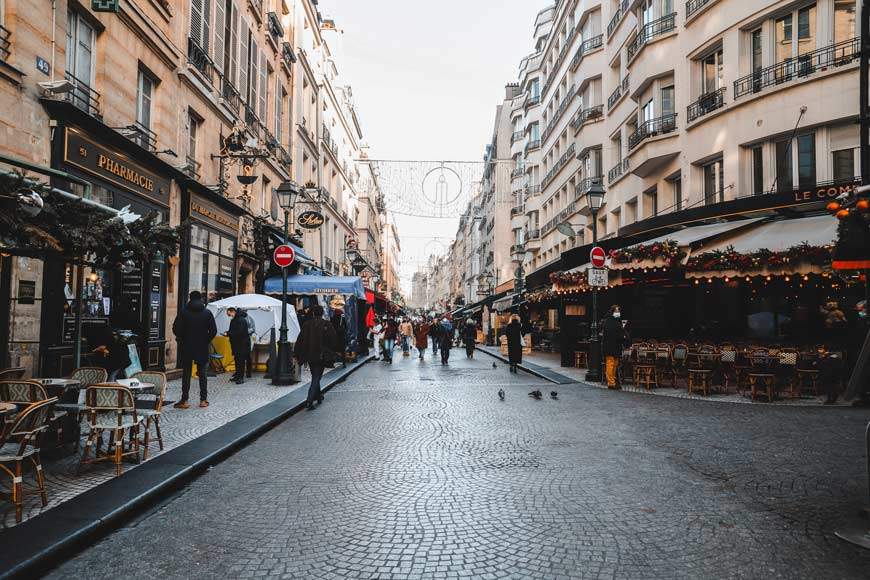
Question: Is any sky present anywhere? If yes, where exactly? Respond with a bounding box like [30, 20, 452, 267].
[325, 0, 548, 295]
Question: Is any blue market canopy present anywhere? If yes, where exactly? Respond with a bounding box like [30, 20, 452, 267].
[264, 274, 366, 299]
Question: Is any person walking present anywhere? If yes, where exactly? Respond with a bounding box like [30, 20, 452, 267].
[228, 308, 252, 385]
[504, 314, 524, 373]
[331, 308, 348, 368]
[399, 317, 413, 356]
[415, 319, 430, 360]
[370, 318, 384, 360]
[294, 305, 339, 410]
[172, 291, 217, 409]
[429, 317, 442, 358]
[463, 319, 477, 359]
[245, 310, 256, 377]
[439, 318, 454, 365]
[602, 305, 626, 389]
[383, 317, 398, 363]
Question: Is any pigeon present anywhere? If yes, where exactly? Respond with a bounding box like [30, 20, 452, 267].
[492, 362, 498, 369]
[528, 389, 543, 400]
[550, 391, 558, 400]
[498, 388, 505, 401]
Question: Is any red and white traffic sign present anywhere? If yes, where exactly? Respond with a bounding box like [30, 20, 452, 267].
[590, 246, 606, 268]
[273, 244, 295, 268]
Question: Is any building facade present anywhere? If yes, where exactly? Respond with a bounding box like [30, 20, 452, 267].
[0, 0, 388, 375]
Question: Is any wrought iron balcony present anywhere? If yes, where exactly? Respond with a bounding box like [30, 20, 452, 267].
[571, 104, 603, 131]
[281, 42, 297, 67]
[526, 94, 541, 107]
[510, 204, 525, 216]
[541, 143, 576, 189]
[267, 11, 284, 39]
[187, 37, 215, 86]
[575, 176, 604, 198]
[569, 35, 603, 71]
[627, 13, 677, 61]
[526, 183, 542, 195]
[221, 77, 242, 115]
[511, 130, 524, 144]
[184, 156, 201, 180]
[607, 76, 630, 110]
[524, 139, 541, 155]
[686, 0, 715, 18]
[628, 113, 677, 150]
[686, 87, 725, 122]
[527, 228, 541, 240]
[541, 84, 576, 142]
[733, 38, 859, 99]
[120, 122, 157, 152]
[608, 158, 630, 184]
[64, 72, 101, 118]
[0, 23, 10, 62]
[607, 0, 629, 38]
[511, 167, 525, 179]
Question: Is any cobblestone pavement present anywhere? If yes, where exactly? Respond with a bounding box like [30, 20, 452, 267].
[1, 365, 326, 528]
[48, 348, 870, 579]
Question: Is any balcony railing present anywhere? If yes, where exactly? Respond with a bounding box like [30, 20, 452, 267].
[0, 23, 10, 62]
[608, 158, 630, 184]
[527, 228, 541, 240]
[607, 0, 629, 38]
[542, 27, 578, 96]
[607, 75, 630, 110]
[541, 143, 576, 189]
[511, 167, 525, 179]
[184, 156, 201, 180]
[686, 87, 725, 122]
[527, 183, 542, 195]
[571, 104, 604, 131]
[267, 11, 284, 39]
[187, 37, 215, 84]
[526, 94, 541, 107]
[511, 204, 525, 217]
[733, 38, 859, 99]
[569, 34, 603, 71]
[575, 175, 604, 199]
[221, 77, 242, 115]
[511, 130, 524, 144]
[524, 139, 541, 154]
[627, 13, 677, 61]
[281, 42, 296, 67]
[64, 72, 101, 118]
[628, 113, 677, 150]
[686, 0, 715, 18]
[123, 122, 157, 152]
[541, 83, 576, 142]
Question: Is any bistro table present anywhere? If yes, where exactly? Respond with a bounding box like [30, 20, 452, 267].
[0, 402, 16, 417]
[33, 378, 82, 399]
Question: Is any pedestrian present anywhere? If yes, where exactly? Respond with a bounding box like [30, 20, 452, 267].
[245, 309, 256, 377]
[383, 317, 398, 363]
[415, 319, 430, 360]
[439, 317, 454, 365]
[399, 317, 413, 356]
[294, 305, 339, 410]
[504, 314, 523, 373]
[429, 317, 442, 358]
[370, 318, 384, 360]
[463, 318, 477, 359]
[89, 324, 131, 382]
[601, 304, 626, 389]
[331, 307, 348, 368]
[172, 290, 217, 409]
[228, 308, 252, 384]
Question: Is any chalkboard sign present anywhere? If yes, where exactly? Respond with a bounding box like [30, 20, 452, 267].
[17, 280, 36, 304]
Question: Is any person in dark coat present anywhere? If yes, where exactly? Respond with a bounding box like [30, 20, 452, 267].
[383, 318, 398, 363]
[429, 318, 442, 358]
[439, 318, 455, 365]
[172, 291, 217, 408]
[294, 305, 339, 409]
[601, 304, 626, 389]
[504, 314, 524, 373]
[415, 320, 431, 360]
[90, 324, 132, 382]
[463, 319, 477, 359]
[331, 310, 348, 368]
[228, 309, 252, 385]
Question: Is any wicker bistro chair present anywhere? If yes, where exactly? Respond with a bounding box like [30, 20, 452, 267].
[618, 348, 635, 386]
[777, 349, 800, 398]
[56, 367, 108, 420]
[131, 371, 167, 459]
[0, 397, 57, 522]
[79, 385, 142, 476]
[671, 344, 689, 387]
[747, 349, 776, 402]
[0, 381, 49, 435]
[795, 351, 821, 396]
[718, 347, 738, 392]
[655, 346, 676, 388]
[0, 368, 26, 381]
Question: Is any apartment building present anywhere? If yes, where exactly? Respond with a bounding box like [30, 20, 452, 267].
[0, 0, 387, 375]
[508, 0, 860, 287]
[382, 220, 402, 302]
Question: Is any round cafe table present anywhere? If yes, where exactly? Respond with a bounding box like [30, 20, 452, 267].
[0, 402, 16, 417]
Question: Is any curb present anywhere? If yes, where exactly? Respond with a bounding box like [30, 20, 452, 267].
[0, 355, 374, 580]
[475, 347, 579, 385]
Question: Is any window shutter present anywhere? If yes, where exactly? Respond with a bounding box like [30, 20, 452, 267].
[213, 0, 225, 73]
[259, 52, 268, 121]
[249, 40, 259, 110]
[238, 22, 249, 100]
[228, 2, 239, 87]
[202, 0, 211, 54]
[190, 0, 204, 47]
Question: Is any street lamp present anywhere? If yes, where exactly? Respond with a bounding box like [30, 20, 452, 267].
[585, 183, 606, 383]
[273, 180, 300, 386]
[511, 244, 527, 307]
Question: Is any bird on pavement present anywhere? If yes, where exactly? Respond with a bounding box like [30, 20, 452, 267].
[550, 391, 558, 400]
[528, 389, 543, 400]
[498, 388, 505, 401]
[492, 362, 498, 369]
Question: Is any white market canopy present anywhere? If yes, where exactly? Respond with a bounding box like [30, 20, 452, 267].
[206, 294, 300, 343]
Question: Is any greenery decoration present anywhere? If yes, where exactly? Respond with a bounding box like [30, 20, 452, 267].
[685, 242, 832, 272]
[608, 240, 685, 267]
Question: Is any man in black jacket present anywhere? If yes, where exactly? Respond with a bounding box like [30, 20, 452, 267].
[172, 291, 217, 408]
[601, 305, 626, 389]
[294, 305, 338, 410]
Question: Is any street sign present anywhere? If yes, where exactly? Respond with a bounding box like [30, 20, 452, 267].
[273, 245, 295, 268]
[588, 268, 608, 287]
[590, 246, 606, 268]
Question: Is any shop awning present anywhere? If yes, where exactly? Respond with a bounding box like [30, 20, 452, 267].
[264, 274, 366, 298]
[609, 218, 764, 270]
[267, 230, 315, 266]
[685, 215, 837, 279]
[492, 293, 526, 312]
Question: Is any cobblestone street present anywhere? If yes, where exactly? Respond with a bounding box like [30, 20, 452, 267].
[48, 352, 870, 579]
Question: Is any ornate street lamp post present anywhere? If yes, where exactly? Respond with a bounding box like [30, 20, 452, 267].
[585, 183, 606, 383]
[273, 180, 300, 386]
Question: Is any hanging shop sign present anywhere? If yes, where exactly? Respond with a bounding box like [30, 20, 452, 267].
[297, 210, 325, 230]
[63, 127, 170, 206]
[189, 194, 239, 236]
[790, 182, 857, 205]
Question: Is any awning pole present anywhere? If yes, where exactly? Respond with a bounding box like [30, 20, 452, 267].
[73, 263, 84, 369]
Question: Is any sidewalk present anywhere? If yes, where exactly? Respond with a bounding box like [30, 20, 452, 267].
[478, 345, 853, 406]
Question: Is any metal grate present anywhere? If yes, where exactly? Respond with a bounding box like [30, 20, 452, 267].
[187, 37, 215, 85]
[687, 87, 725, 122]
[627, 13, 677, 61]
[64, 72, 101, 117]
[628, 114, 677, 150]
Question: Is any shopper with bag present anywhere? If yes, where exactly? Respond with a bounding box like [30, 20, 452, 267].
[294, 305, 339, 410]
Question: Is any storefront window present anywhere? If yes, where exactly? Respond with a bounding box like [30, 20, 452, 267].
[189, 224, 236, 302]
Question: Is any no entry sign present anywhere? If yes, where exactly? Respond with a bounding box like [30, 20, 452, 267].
[590, 246, 606, 268]
[273, 245, 295, 268]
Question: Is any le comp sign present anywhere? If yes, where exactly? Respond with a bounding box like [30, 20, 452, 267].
[790, 182, 857, 204]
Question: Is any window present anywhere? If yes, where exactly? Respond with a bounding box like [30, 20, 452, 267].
[529, 122, 540, 142]
[751, 145, 764, 194]
[751, 28, 763, 92]
[189, 0, 211, 52]
[136, 69, 155, 131]
[641, 98, 654, 123]
[187, 111, 201, 176]
[703, 158, 724, 204]
[66, 11, 95, 100]
[645, 188, 658, 217]
[775, 4, 816, 65]
[701, 49, 723, 94]
[775, 139, 794, 192]
[275, 84, 285, 143]
[671, 176, 682, 211]
[660, 85, 674, 117]
[188, 224, 236, 303]
[832, 149, 855, 181]
[796, 133, 816, 189]
[530, 79, 540, 100]
[834, 1, 857, 43]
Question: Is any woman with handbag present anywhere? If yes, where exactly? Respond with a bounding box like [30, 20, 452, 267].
[294, 305, 339, 410]
[504, 314, 524, 373]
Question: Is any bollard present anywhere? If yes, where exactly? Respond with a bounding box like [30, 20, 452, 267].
[834, 420, 870, 549]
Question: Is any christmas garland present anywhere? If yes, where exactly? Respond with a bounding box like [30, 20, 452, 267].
[549, 270, 590, 286]
[527, 288, 556, 303]
[0, 172, 181, 267]
[608, 239, 685, 267]
[685, 242, 832, 272]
